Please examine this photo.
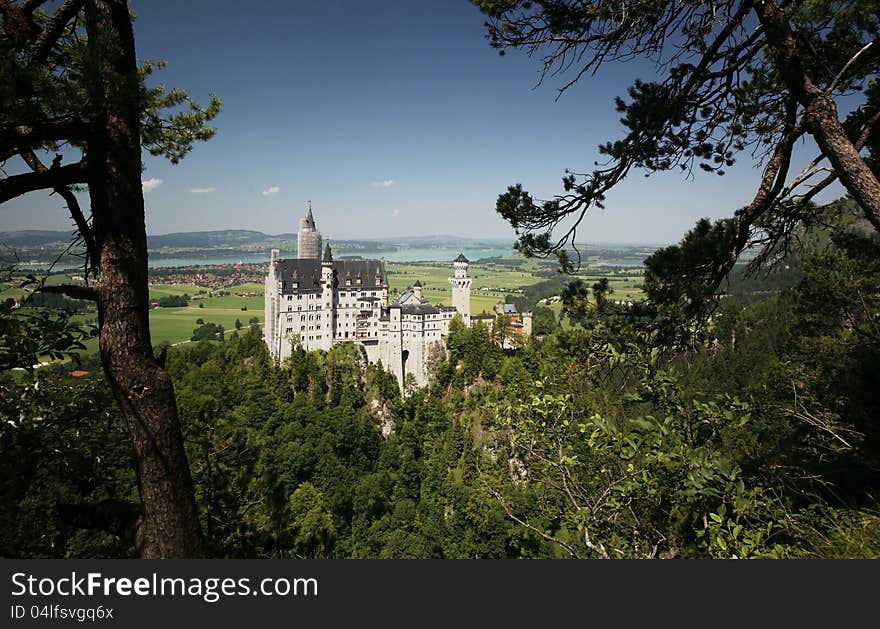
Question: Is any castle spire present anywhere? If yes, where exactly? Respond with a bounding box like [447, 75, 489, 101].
[322, 241, 333, 264]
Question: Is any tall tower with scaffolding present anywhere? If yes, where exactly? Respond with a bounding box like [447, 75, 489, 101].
[297, 203, 322, 259]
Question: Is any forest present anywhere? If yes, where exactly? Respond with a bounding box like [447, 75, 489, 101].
[2, 201, 878, 558]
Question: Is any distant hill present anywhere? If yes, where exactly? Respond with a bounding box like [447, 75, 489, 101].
[147, 230, 276, 248]
[0, 230, 77, 246]
[0, 229, 514, 250]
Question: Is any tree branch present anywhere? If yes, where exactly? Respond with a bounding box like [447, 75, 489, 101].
[754, 0, 880, 232]
[18, 149, 97, 269]
[827, 39, 875, 94]
[0, 120, 89, 155]
[29, 0, 83, 65]
[0, 159, 86, 203]
[21, 0, 51, 13]
[723, 96, 802, 278]
[38, 283, 98, 301]
[482, 480, 581, 558]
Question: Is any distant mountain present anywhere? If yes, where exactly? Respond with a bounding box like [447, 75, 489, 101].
[1, 229, 516, 250]
[375, 234, 513, 246]
[0, 230, 77, 246]
[147, 230, 275, 248]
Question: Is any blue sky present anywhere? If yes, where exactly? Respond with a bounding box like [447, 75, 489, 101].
[5, 0, 844, 244]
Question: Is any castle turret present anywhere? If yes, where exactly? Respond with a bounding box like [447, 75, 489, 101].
[412, 280, 423, 302]
[449, 253, 471, 326]
[298, 205, 323, 259]
[264, 248, 281, 352]
[318, 242, 336, 349]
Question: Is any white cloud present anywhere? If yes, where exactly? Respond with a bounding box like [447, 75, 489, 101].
[261, 186, 281, 196]
[391, 208, 401, 217]
[142, 178, 163, 193]
[190, 187, 216, 194]
[372, 179, 394, 189]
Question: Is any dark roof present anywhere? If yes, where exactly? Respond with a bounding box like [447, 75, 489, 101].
[412, 280, 422, 287]
[322, 242, 333, 263]
[275, 258, 388, 294]
[454, 253, 469, 263]
[502, 303, 517, 315]
[399, 303, 440, 316]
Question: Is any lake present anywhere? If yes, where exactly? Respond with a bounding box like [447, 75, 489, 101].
[23, 245, 520, 271]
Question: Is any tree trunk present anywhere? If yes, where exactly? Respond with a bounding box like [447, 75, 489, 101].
[84, 0, 203, 558]
[754, 0, 880, 232]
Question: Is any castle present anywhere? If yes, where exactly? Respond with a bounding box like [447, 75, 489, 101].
[263, 209, 473, 388]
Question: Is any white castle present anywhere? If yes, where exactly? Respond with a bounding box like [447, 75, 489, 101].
[264, 209, 472, 388]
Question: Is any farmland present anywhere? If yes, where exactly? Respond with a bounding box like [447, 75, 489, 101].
[3, 255, 646, 355]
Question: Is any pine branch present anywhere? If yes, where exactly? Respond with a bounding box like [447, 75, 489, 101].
[0, 159, 87, 203]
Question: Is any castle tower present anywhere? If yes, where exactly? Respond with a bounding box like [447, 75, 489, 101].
[318, 242, 336, 350]
[412, 280, 423, 302]
[264, 248, 281, 352]
[298, 205, 323, 259]
[449, 253, 471, 326]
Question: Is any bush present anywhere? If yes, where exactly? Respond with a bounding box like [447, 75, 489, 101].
[190, 322, 224, 342]
[157, 294, 189, 308]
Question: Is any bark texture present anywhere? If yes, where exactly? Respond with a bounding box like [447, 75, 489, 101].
[83, 0, 203, 558]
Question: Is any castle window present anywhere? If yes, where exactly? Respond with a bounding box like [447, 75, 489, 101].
[287, 295, 292, 301]
[292, 282, 298, 289]
[346, 279, 351, 286]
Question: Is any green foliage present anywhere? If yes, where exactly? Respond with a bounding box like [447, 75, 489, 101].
[190, 321, 224, 342]
[1, 296, 96, 371]
[0, 373, 135, 557]
[288, 483, 336, 558]
[530, 305, 556, 336]
[138, 60, 222, 164]
[157, 293, 190, 308]
[643, 218, 736, 317]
